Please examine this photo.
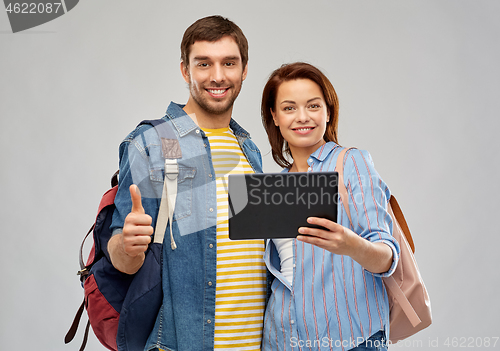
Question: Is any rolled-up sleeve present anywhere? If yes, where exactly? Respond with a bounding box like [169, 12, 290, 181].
[344, 149, 400, 277]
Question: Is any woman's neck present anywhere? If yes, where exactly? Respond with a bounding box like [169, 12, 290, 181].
[288, 140, 326, 173]
[289, 148, 312, 173]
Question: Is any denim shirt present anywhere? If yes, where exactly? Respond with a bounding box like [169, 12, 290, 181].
[110, 102, 263, 351]
[262, 143, 400, 351]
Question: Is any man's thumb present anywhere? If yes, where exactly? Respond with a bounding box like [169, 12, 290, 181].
[129, 184, 145, 214]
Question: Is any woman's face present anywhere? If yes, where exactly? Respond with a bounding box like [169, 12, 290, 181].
[271, 78, 329, 156]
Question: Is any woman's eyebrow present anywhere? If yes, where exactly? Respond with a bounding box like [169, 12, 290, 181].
[279, 97, 322, 105]
[307, 97, 322, 103]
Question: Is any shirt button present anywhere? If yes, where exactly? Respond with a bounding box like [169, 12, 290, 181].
[208, 281, 213, 286]
[209, 174, 213, 178]
[291, 320, 295, 324]
[207, 319, 212, 324]
[209, 244, 214, 248]
[196, 129, 200, 134]
[308, 158, 313, 163]
[307, 167, 312, 172]
[204, 143, 207, 147]
[209, 208, 214, 212]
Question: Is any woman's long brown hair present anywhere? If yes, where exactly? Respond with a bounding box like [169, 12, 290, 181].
[261, 62, 340, 168]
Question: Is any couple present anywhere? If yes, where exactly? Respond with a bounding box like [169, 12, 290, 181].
[108, 15, 400, 351]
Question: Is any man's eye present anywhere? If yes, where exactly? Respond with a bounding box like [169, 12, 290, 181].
[224, 62, 235, 67]
[198, 63, 209, 67]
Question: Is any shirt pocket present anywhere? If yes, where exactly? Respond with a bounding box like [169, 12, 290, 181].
[149, 166, 197, 221]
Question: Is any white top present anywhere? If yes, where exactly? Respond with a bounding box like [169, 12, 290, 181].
[272, 238, 294, 286]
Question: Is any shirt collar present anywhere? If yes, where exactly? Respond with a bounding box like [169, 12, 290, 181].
[164, 102, 197, 137]
[229, 118, 252, 138]
[164, 101, 252, 139]
[310, 142, 340, 162]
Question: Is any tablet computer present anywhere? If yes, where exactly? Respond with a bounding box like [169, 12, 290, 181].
[228, 172, 338, 240]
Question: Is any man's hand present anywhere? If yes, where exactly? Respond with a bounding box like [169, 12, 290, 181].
[122, 184, 153, 256]
[108, 185, 153, 274]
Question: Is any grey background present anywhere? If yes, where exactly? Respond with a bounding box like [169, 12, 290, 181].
[1, 1, 499, 350]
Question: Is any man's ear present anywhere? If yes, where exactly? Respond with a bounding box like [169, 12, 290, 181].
[180, 60, 190, 84]
[242, 63, 248, 82]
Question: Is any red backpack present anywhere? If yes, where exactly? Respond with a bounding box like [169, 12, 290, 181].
[65, 171, 132, 350]
[65, 119, 180, 350]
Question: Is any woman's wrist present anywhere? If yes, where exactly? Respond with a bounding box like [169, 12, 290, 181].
[347, 234, 393, 274]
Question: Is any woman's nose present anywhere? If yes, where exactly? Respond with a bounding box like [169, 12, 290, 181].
[296, 109, 310, 122]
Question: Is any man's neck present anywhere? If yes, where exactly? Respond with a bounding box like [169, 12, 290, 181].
[183, 99, 232, 129]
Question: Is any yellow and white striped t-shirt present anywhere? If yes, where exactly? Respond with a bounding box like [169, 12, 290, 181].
[203, 127, 266, 351]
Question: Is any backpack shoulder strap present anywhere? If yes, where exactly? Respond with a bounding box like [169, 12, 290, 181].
[335, 147, 415, 253]
[389, 195, 415, 253]
[138, 119, 181, 250]
[335, 147, 354, 228]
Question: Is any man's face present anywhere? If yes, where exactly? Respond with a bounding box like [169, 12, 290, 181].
[182, 36, 248, 116]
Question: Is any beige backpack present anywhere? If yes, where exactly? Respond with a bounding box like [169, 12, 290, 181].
[336, 148, 432, 343]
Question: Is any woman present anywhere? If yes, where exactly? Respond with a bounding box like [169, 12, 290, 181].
[260, 62, 400, 351]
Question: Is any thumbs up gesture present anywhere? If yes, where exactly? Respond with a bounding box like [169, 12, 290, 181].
[129, 184, 146, 215]
[121, 184, 153, 257]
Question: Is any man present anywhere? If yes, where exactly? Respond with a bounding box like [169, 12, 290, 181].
[108, 16, 266, 351]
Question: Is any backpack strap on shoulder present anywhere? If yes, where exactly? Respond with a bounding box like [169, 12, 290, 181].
[335, 147, 355, 228]
[138, 119, 181, 250]
[335, 147, 415, 253]
[389, 195, 415, 253]
[155, 159, 178, 249]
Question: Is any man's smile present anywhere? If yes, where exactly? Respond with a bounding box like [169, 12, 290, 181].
[206, 87, 230, 98]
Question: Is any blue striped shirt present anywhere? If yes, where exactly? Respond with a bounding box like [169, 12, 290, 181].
[262, 143, 400, 351]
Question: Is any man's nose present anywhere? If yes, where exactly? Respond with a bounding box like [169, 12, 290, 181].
[210, 65, 225, 84]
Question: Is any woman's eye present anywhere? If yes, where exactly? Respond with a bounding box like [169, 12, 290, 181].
[309, 104, 321, 109]
[283, 106, 294, 111]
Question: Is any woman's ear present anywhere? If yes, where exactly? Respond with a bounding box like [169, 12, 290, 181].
[271, 108, 278, 126]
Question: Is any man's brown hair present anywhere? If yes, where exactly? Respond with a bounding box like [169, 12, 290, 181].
[181, 15, 248, 68]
